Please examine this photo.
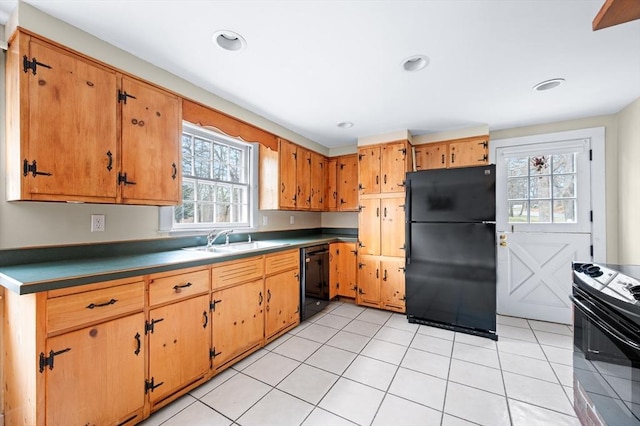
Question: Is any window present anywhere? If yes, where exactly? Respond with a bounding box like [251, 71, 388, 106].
[172, 122, 255, 229]
[506, 152, 577, 224]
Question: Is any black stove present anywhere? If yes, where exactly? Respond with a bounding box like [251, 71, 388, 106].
[571, 262, 640, 426]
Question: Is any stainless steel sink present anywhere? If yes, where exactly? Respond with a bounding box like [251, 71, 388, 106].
[184, 240, 288, 255]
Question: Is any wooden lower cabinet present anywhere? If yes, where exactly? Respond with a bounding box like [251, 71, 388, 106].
[265, 269, 300, 340]
[45, 312, 145, 426]
[380, 258, 406, 313]
[329, 242, 357, 299]
[211, 279, 265, 370]
[356, 255, 406, 312]
[147, 294, 210, 406]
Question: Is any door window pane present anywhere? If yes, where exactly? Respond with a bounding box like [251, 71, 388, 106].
[506, 152, 577, 224]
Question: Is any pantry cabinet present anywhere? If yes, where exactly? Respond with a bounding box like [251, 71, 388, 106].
[5, 31, 181, 205]
[358, 197, 404, 257]
[329, 242, 357, 299]
[414, 135, 489, 170]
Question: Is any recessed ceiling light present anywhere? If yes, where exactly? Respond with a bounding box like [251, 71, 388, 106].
[533, 78, 565, 91]
[402, 55, 430, 72]
[337, 121, 354, 129]
[213, 30, 246, 52]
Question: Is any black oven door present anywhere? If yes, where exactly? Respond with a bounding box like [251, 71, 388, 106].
[572, 287, 640, 426]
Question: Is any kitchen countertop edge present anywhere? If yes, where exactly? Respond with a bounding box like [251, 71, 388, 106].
[0, 235, 357, 295]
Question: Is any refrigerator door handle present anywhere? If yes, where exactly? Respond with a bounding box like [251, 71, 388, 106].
[405, 180, 412, 263]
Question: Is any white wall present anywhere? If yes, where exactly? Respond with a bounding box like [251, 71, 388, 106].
[617, 97, 640, 264]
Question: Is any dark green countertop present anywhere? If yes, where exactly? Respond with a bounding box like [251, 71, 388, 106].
[0, 234, 356, 295]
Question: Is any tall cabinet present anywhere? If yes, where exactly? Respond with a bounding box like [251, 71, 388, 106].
[356, 140, 411, 313]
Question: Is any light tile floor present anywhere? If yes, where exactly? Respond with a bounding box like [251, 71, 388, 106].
[140, 301, 580, 426]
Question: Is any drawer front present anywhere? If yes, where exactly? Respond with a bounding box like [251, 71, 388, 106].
[149, 269, 210, 306]
[212, 256, 264, 290]
[47, 281, 144, 334]
[265, 250, 299, 276]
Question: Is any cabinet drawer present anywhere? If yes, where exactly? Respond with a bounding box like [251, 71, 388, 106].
[265, 250, 299, 275]
[47, 281, 144, 334]
[212, 256, 264, 290]
[149, 269, 210, 306]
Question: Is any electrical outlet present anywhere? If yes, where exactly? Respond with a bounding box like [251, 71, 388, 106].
[91, 214, 105, 232]
[290, 215, 295, 225]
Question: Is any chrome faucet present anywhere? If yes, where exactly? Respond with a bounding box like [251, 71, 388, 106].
[207, 229, 233, 247]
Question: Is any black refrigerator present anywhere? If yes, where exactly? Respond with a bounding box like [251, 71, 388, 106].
[405, 165, 497, 340]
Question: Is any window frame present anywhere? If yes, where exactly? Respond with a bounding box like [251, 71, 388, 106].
[159, 122, 258, 234]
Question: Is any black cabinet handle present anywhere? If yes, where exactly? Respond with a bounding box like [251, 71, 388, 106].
[441, 154, 445, 164]
[106, 151, 113, 171]
[134, 332, 141, 356]
[259, 291, 263, 305]
[267, 289, 271, 302]
[173, 282, 192, 292]
[383, 270, 388, 281]
[203, 311, 209, 329]
[86, 298, 117, 309]
[171, 163, 178, 180]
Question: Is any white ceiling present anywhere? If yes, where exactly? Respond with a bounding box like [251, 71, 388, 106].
[1, 1, 639, 148]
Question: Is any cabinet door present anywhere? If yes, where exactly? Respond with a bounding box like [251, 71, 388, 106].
[148, 294, 210, 403]
[310, 152, 325, 210]
[45, 313, 145, 426]
[358, 146, 380, 195]
[381, 143, 408, 193]
[357, 256, 381, 307]
[415, 143, 448, 170]
[325, 158, 338, 211]
[211, 279, 264, 369]
[329, 243, 340, 299]
[358, 198, 381, 255]
[297, 147, 312, 210]
[338, 155, 359, 211]
[278, 139, 297, 209]
[381, 258, 406, 312]
[120, 76, 181, 205]
[449, 138, 489, 168]
[381, 197, 405, 257]
[332, 242, 357, 298]
[265, 269, 301, 339]
[26, 39, 118, 201]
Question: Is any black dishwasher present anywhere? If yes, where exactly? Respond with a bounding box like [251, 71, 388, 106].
[300, 244, 330, 320]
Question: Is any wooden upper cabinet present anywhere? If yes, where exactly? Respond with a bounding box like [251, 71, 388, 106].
[296, 146, 312, 209]
[5, 31, 181, 205]
[278, 138, 298, 209]
[415, 142, 447, 170]
[325, 158, 338, 211]
[6, 33, 118, 202]
[338, 154, 359, 211]
[381, 143, 409, 192]
[358, 146, 381, 195]
[358, 141, 411, 195]
[449, 136, 489, 168]
[310, 152, 325, 210]
[120, 76, 181, 205]
[414, 135, 489, 170]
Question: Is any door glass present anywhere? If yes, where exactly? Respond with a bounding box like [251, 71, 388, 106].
[507, 153, 578, 224]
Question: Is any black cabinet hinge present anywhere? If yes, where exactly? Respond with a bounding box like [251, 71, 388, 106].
[210, 347, 222, 359]
[118, 90, 137, 104]
[210, 299, 222, 312]
[23, 159, 52, 177]
[145, 318, 164, 334]
[23, 56, 52, 75]
[145, 377, 164, 394]
[39, 348, 71, 373]
[118, 172, 136, 186]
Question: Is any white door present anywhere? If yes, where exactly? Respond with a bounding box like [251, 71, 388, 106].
[495, 137, 592, 324]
